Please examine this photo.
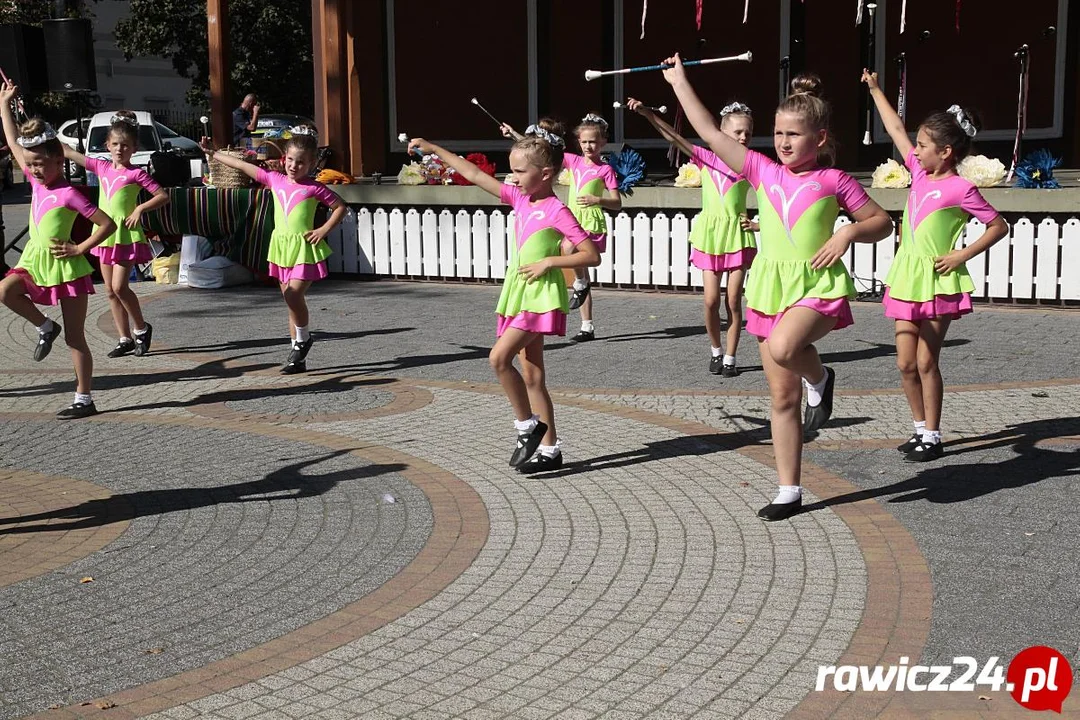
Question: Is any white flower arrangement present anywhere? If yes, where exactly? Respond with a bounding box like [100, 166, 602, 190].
[557, 168, 573, 186]
[870, 158, 912, 189]
[674, 162, 702, 188]
[397, 162, 424, 186]
[957, 155, 1006, 187]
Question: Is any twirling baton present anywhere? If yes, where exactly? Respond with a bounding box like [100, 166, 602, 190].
[0, 67, 28, 121]
[398, 132, 425, 159]
[584, 52, 752, 82]
[470, 98, 504, 128]
[863, 3, 878, 145]
[613, 101, 668, 114]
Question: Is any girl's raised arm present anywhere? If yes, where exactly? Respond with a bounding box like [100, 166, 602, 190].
[0, 81, 26, 171]
[661, 54, 747, 174]
[62, 144, 89, 169]
[200, 137, 262, 182]
[627, 97, 696, 157]
[862, 69, 913, 158]
[408, 138, 504, 198]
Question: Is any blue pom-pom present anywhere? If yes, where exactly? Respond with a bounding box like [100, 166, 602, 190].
[606, 146, 646, 195]
[1013, 148, 1061, 189]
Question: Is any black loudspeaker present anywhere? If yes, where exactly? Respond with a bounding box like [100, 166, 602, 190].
[0, 24, 48, 94]
[42, 18, 96, 92]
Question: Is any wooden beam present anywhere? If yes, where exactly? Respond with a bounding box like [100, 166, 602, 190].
[207, 0, 231, 147]
[318, 0, 348, 171]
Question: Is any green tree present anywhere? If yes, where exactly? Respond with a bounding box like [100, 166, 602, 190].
[113, 0, 314, 116]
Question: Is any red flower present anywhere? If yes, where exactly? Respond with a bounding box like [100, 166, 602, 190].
[450, 153, 496, 185]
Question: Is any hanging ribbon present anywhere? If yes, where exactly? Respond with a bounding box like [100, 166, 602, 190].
[1006, 46, 1031, 183]
[640, 0, 648, 39]
[668, 104, 687, 167]
[900, 0, 907, 33]
[955, 0, 962, 32]
[743, 0, 749, 24]
[856, 0, 864, 25]
[696, 0, 704, 31]
[896, 53, 907, 123]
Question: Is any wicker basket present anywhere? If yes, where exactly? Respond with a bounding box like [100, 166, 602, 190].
[209, 148, 253, 189]
[250, 137, 284, 160]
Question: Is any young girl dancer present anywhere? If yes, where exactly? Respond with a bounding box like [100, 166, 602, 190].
[201, 129, 346, 374]
[408, 128, 600, 472]
[628, 97, 757, 376]
[0, 81, 117, 418]
[502, 116, 620, 342]
[863, 70, 1008, 462]
[63, 110, 169, 357]
[664, 58, 893, 521]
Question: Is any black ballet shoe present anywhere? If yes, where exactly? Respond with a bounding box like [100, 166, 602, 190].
[34, 322, 62, 362]
[287, 337, 314, 364]
[708, 356, 723, 375]
[570, 329, 595, 343]
[904, 441, 944, 463]
[897, 433, 923, 453]
[56, 401, 98, 419]
[757, 496, 802, 522]
[509, 421, 548, 467]
[280, 360, 307, 375]
[721, 362, 740, 378]
[517, 452, 564, 474]
[802, 366, 835, 433]
[107, 338, 136, 358]
[568, 283, 590, 310]
[133, 323, 153, 356]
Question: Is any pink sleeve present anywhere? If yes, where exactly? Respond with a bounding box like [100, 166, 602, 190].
[499, 182, 523, 208]
[690, 145, 717, 170]
[601, 165, 618, 191]
[553, 205, 591, 246]
[961, 185, 1001, 225]
[84, 156, 107, 176]
[310, 181, 340, 208]
[740, 149, 771, 186]
[66, 188, 99, 221]
[835, 171, 871, 214]
[255, 167, 273, 187]
[132, 167, 162, 195]
[562, 153, 581, 171]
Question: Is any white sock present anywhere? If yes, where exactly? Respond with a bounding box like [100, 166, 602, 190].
[295, 326, 310, 343]
[74, 392, 92, 406]
[710, 346, 723, 358]
[580, 320, 594, 333]
[37, 319, 55, 335]
[804, 370, 828, 407]
[514, 415, 539, 433]
[573, 278, 588, 291]
[134, 325, 148, 336]
[537, 440, 562, 458]
[913, 420, 926, 437]
[723, 354, 736, 366]
[922, 430, 941, 445]
[773, 485, 802, 505]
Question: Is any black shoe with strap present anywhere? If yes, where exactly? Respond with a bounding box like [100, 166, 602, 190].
[568, 283, 590, 310]
[57, 401, 98, 419]
[133, 323, 153, 356]
[34, 322, 62, 362]
[802, 366, 836, 433]
[509, 421, 548, 467]
[757, 496, 802, 522]
[281, 360, 307, 375]
[517, 452, 563, 474]
[904, 441, 944, 462]
[897, 433, 922, 453]
[570, 329, 595, 343]
[107, 338, 136, 358]
[288, 337, 315, 364]
[708, 356, 723, 375]
[721, 362, 739, 378]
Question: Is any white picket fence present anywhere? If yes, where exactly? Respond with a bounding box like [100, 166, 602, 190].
[326, 207, 1080, 302]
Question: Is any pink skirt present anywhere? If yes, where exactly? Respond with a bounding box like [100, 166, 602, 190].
[746, 297, 854, 341]
[92, 243, 153, 266]
[691, 247, 756, 273]
[268, 261, 329, 284]
[7, 268, 94, 306]
[496, 310, 566, 338]
[883, 287, 972, 321]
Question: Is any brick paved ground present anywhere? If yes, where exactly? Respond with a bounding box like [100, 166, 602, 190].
[0, 278, 1077, 718]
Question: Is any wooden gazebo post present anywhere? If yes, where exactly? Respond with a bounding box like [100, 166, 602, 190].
[207, 0, 231, 146]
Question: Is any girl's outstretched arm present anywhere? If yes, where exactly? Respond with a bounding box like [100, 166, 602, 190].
[408, 138, 504, 198]
[62, 144, 88, 169]
[627, 97, 696, 157]
[0, 81, 26, 171]
[200, 137, 262, 181]
[861, 69, 913, 158]
[661, 54, 747, 174]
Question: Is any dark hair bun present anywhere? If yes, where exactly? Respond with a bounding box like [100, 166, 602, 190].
[790, 73, 824, 98]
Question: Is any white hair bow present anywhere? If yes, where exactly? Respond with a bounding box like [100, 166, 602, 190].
[581, 113, 609, 130]
[110, 113, 139, 128]
[720, 102, 752, 117]
[15, 123, 58, 148]
[946, 105, 977, 138]
[524, 125, 565, 148]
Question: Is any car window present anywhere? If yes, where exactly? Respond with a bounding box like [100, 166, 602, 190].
[155, 122, 178, 138]
[87, 125, 159, 153]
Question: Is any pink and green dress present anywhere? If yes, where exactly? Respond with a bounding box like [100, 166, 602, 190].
[883, 150, 1001, 321]
[563, 153, 617, 253]
[497, 184, 591, 337]
[740, 149, 871, 340]
[84, 156, 161, 265]
[7, 175, 98, 305]
[689, 146, 757, 272]
[256, 168, 341, 283]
